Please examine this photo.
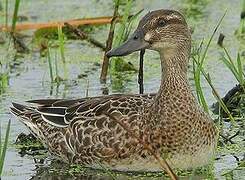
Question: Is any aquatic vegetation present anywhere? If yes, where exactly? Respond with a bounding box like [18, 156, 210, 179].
[110, 0, 142, 73]
[235, 0, 245, 37]
[0, 72, 9, 94]
[217, 49, 245, 117]
[0, 2, 2, 12]
[222, 49, 245, 88]
[0, 119, 11, 176]
[11, 0, 20, 32]
[181, 0, 210, 20]
[0, 0, 21, 93]
[46, 46, 64, 84]
[14, 133, 46, 157]
[47, 46, 54, 83]
[33, 25, 98, 46]
[57, 25, 68, 79]
[4, 0, 8, 27]
[192, 12, 226, 114]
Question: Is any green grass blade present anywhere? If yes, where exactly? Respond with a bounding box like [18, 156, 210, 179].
[58, 26, 65, 63]
[55, 51, 58, 77]
[237, 53, 244, 85]
[5, 0, 8, 27]
[200, 11, 226, 65]
[116, 0, 132, 45]
[192, 40, 209, 113]
[193, 57, 209, 113]
[222, 47, 243, 84]
[0, 119, 11, 175]
[11, 0, 21, 32]
[58, 25, 67, 79]
[223, 47, 239, 74]
[222, 56, 240, 82]
[47, 47, 54, 83]
[192, 13, 226, 113]
[193, 58, 235, 122]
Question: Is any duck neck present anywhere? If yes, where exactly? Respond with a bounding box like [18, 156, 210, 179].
[144, 43, 195, 129]
[156, 43, 192, 100]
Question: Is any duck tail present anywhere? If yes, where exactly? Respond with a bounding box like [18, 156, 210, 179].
[10, 102, 29, 117]
[10, 102, 44, 139]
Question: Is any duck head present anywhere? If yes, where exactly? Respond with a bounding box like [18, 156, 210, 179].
[107, 9, 191, 58]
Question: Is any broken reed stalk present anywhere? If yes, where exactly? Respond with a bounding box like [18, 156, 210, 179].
[138, 50, 145, 94]
[100, 0, 120, 83]
[0, 16, 121, 32]
[217, 33, 225, 47]
[105, 113, 178, 180]
[64, 23, 106, 50]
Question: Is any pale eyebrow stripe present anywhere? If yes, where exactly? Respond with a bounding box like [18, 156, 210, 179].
[166, 13, 182, 21]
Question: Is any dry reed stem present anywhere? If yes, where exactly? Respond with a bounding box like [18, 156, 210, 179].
[100, 2, 120, 82]
[105, 113, 178, 180]
[0, 16, 121, 32]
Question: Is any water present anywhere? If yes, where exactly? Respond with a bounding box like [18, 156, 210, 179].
[0, 0, 244, 179]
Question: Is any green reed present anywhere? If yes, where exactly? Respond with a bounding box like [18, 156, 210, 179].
[46, 45, 63, 84]
[1, 0, 21, 92]
[57, 25, 68, 79]
[192, 12, 226, 113]
[0, 119, 11, 176]
[4, 0, 8, 27]
[110, 0, 142, 72]
[192, 40, 209, 113]
[110, 0, 132, 72]
[192, 12, 235, 122]
[113, 0, 133, 46]
[0, 72, 9, 94]
[236, 0, 245, 36]
[11, 0, 20, 32]
[55, 51, 59, 78]
[193, 57, 235, 122]
[222, 48, 245, 87]
[47, 46, 54, 83]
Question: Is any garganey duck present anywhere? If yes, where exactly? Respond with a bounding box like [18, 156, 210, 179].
[10, 9, 218, 172]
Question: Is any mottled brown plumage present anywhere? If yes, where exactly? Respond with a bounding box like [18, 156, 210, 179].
[10, 9, 218, 172]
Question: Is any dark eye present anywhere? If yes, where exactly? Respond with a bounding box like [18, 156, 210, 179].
[158, 19, 166, 27]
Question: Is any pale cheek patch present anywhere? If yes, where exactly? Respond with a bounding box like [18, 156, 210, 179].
[144, 33, 152, 41]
